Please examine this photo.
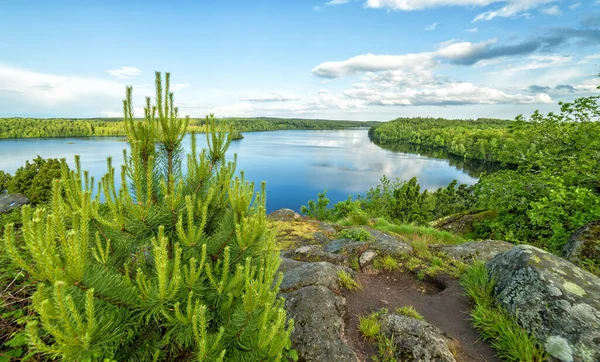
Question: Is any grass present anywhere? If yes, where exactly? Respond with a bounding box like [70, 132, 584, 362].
[336, 269, 362, 291]
[374, 255, 400, 271]
[358, 313, 381, 341]
[267, 220, 322, 250]
[373, 218, 466, 246]
[395, 306, 424, 321]
[460, 262, 547, 362]
[375, 333, 397, 362]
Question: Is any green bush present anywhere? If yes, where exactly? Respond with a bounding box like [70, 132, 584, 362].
[3, 72, 293, 361]
[339, 227, 372, 241]
[300, 190, 333, 221]
[5, 156, 64, 204]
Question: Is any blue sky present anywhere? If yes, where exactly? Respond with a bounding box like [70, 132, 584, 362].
[0, 0, 598, 121]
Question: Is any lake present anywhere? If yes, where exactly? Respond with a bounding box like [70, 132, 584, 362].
[0, 129, 487, 212]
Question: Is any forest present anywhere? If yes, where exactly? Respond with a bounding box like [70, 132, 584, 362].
[0, 117, 378, 139]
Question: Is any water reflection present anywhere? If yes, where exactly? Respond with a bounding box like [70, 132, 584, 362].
[0, 130, 484, 212]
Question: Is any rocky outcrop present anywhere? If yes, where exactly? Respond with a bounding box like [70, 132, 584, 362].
[432, 210, 496, 235]
[282, 245, 347, 266]
[431, 240, 514, 263]
[486, 245, 600, 362]
[563, 220, 600, 267]
[379, 314, 458, 362]
[279, 261, 358, 361]
[268, 208, 303, 221]
[0, 193, 29, 214]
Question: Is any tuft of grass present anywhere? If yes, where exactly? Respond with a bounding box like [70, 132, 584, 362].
[395, 306, 423, 321]
[358, 313, 380, 341]
[376, 333, 397, 362]
[373, 218, 466, 245]
[461, 262, 546, 362]
[339, 227, 372, 241]
[337, 269, 362, 291]
[374, 255, 400, 271]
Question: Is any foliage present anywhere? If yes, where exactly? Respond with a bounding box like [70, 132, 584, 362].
[357, 313, 380, 341]
[300, 190, 333, 221]
[0, 117, 379, 139]
[3, 156, 64, 204]
[339, 227, 372, 241]
[460, 263, 546, 362]
[394, 306, 423, 321]
[336, 269, 362, 291]
[375, 333, 397, 362]
[3, 72, 293, 361]
[372, 219, 466, 246]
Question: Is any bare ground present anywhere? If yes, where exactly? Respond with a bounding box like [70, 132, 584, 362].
[342, 270, 500, 362]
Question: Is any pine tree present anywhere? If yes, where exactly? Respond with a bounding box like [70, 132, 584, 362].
[4, 72, 293, 361]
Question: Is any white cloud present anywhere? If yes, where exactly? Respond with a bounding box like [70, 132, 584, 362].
[105, 66, 142, 79]
[241, 92, 302, 102]
[364, 0, 557, 21]
[540, 5, 561, 15]
[569, 2, 581, 9]
[425, 22, 438, 30]
[0, 65, 122, 106]
[326, 0, 350, 5]
[312, 53, 437, 78]
[466, 27, 479, 33]
[498, 55, 572, 73]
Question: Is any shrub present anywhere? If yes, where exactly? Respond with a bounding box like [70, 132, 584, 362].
[3, 72, 293, 361]
[5, 156, 64, 204]
[300, 190, 333, 221]
[339, 227, 372, 241]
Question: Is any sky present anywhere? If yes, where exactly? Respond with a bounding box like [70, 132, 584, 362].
[0, 0, 599, 121]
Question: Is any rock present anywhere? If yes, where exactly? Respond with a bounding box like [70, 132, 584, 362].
[431, 240, 514, 263]
[312, 231, 331, 245]
[279, 261, 352, 292]
[369, 239, 412, 257]
[363, 226, 405, 244]
[379, 314, 458, 362]
[563, 220, 600, 267]
[268, 208, 302, 221]
[359, 250, 377, 266]
[282, 285, 358, 362]
[324, 239, 368, 254]
[277, 257, 305, 274]
[283, 245, 347, 265]
[0, 193, 29, 214]
[318, 222, 338, 235]
[432, 210, 496, 235]
[487, 245, 600, 362]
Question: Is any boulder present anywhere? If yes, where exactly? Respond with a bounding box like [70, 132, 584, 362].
[278, 257, 305, 274]
[324, 239, 368, 254]
[368, 239, 413, 257]
[487, 245, 600, 362]
[563, 220, 600, 267]
[268, 208, 303, 221]
[279, 261, 352, 292]
[431, 240, 514, 263]
[379, 314, 458, 362]
[0, 193, 29, 214]
[282, 285, 358, 361]
[283, 245, 347, 265]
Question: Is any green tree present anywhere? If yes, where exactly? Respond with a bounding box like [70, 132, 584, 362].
[6, 156, 63, 204]
[4, 72, 293, 361]
[0, 170, 11, 192]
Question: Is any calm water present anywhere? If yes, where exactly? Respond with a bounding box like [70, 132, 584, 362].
[0, 130, 485, 212]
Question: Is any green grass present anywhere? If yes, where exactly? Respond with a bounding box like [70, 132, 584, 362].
[375, 333, 397, 362]
[395, 306, 423, 321]
[460, 262, 547, 362]
[374, 255, 400, 271]
[373, 218, 466, 245]
[336, 269, 362, 291]
[357, 313, 381, 341]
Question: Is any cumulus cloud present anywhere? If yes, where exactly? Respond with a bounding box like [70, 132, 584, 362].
[240, 92, 302, 102]
[0, 65, 122, 106]
[425, 22, 438, 31]
[312, 53, 437, 78]
[105, 66, 142, 79]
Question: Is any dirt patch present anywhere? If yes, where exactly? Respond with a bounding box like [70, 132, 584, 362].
[343, 270, 500, 362]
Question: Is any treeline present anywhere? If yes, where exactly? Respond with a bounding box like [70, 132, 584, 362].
[0, 117, 378, 139]
[362, 89, 600, 273]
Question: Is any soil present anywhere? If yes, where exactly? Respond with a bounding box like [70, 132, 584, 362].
[342, 270, 500, 362]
